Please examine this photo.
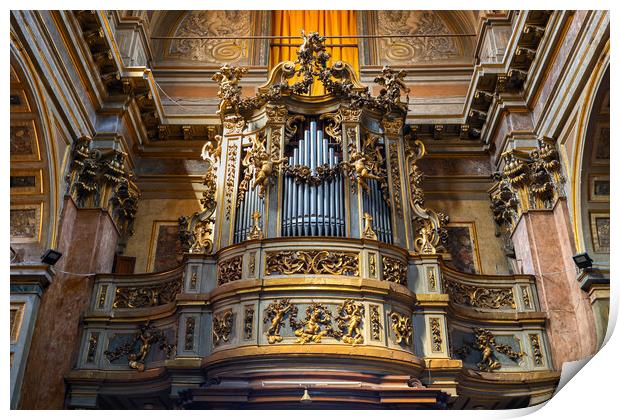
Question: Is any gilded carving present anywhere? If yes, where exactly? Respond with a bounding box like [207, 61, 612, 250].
[369, 253, 377, 277]
[382, 256, 407, 285]
[285, 114, 305, 140]
[362, 212, 378, 240]
[389, 311, 412, 346]
[266, 104, 287, 124]
[265, 250, 359, 276]
[522, 286, 531, 309]
[217, 255, 243, 286]
[248, 252, 256, 277]
[244, 306, 254, 340]
[319, 111, 342, 143]
[86, 332, 99, 363]
[179, 147, 218, 254]
[248, 211, 264, 240]
[529, 334, 544, 366]
[454, 328, 525, 372]
[443, 276, 516, 310]
[427, 267, 437, 291]
[240, 132, 287, 199]
[388, 143, 403, 216]
[189, 268, 198, 290]
[184, 317, 196, 351]
[491, 138, 565, 234]
[213, 310, 234, 346]
[264, 298, 298, 344]
[225, 144, 238, 219]
[406, 137, 449, 254]
[65, 136, 140, 245]
[104, 323, 175, 372]
[113, 277, 182, 309]
[335, 299, 365, 345]
[429, 318, 442, 352]
[370, 305, 382, 340]
[294, 303, 337, 344]
[97, 285, 108, 309]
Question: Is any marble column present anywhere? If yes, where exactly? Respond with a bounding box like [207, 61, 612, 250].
[510, 198, 598, 369]
[18, 196, 119, 409]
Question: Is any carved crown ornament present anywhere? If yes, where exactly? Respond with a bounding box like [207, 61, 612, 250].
[65, 136, 140, 251]
[490, 137, 565, 235]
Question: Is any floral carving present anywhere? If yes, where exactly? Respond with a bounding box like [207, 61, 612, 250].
[113, 277, 182, 309]
[213, 310, 234, 346]
[453, 328, 525, 372]
[265, 250, 359, 276]
[104, 322, 175, 371]
[443, 276, 516, 310]
[382, 256, 407, 285]
[389, 311, 412, 346]
[217, 256, 243, 286]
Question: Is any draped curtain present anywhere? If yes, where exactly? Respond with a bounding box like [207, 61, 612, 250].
[270, 10, 359, 95]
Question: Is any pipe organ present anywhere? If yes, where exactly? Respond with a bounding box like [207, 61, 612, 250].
[70, 32, 558, 409]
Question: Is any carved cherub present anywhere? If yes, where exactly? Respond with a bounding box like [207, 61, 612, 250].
[345, 151, 381, 193]
[295, 306, 329, 344]
[265, 299, 295, 344]
[336, 300, 364, 345]
[201, 134, 222, 164]
[251, 150, 287, 198]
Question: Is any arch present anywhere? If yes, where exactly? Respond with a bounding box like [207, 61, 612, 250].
[10, 39, 61, 260]
[571, 43, 610, 255]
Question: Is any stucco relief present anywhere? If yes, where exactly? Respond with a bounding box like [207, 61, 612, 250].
[376, 11, 458, 63]
[169, 11, 251, 63]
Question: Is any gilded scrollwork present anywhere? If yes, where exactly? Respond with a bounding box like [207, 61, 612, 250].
[104, 322, 175, 372]
[86, 332, 99, 363]
[443, 276, 516, 310]
[179, 144, 218, 254]
[369, 253, 377, 277]
[294, 303, 337, 344]
[113, 277, 182, 309]
[217, 256, 243, 286]
[244, 306, 255, 340]
[429, 318, 442, 352]
[370, 305, 382, 340]
[388, 143, 403, 216]
[97, 285, 108, 309]
[382, 256, 407, 285]
[318, 111, 342, 143]
[265, 250, 359, 276]
[241, 132, 287, 199]
[184, 317, 196, 351]
[453, 328, 525, 372]
[213, 310, 234, 346]
[389, 311, 413, 346]
[335, 299, 364, 345]
[264, 298, 298, 344]
[529, 334, 544, 366]
[405, 136, 448, 254]
[225, 144, 238, 219]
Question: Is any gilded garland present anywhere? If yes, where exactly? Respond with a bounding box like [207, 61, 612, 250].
[265, 250, 359, 276]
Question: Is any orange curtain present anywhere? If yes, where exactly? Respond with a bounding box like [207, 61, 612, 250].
[270, 10, 359, 95]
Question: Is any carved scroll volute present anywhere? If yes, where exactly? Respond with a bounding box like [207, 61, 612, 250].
[501, 150, 531, 211]
[405, 137, 448, 254]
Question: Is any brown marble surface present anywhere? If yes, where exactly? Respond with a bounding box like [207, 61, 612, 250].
[18, 198, 119, 409]
[511, 199, 598, 369]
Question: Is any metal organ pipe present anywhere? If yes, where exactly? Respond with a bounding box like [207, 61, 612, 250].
[280, 118, 346, 238]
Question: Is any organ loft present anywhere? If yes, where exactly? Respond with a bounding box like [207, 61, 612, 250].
[10, 10, 609, 410]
